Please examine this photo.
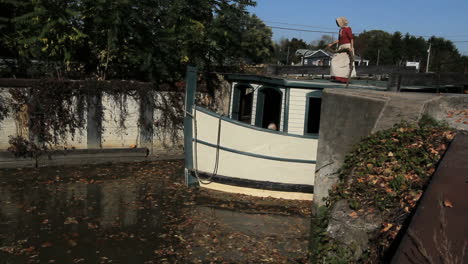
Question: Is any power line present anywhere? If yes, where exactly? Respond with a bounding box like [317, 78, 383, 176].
[264, 21, 336, 30]
[268, 26, 337, 35]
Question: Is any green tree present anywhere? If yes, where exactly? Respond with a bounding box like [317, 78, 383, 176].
[402, 33, 427, 63]
[389, 31, 404, 65]
[4, 0, 266, 80]
[428, 36, 463, 72]
[12, 0, 87, 75]
[273, 37, 308, 65]
[355, 30, 392, 65]
[310, 35, 334, 50]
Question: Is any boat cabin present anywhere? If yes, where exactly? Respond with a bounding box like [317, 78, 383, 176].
[226, 74, 343, 136]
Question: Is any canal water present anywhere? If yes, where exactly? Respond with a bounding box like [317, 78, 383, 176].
[0, 161, 310, 263]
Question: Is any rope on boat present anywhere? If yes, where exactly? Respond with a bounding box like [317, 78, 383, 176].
[192, 106, 222, 185]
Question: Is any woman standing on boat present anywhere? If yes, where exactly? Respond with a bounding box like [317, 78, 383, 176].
[327, 17, 356, 83]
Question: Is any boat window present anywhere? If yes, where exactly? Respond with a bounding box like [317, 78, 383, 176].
[304, 91, 323, 135]
[255, 87, 282, 129]
[239, 87, 253, 123]
[232, 84, 253, 123]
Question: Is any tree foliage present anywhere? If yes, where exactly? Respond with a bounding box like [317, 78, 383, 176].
[354, 30, 465, 72]
[1, 0, 272, 80]
[275, 30, 466, 72]
[272, 37, 309, 65]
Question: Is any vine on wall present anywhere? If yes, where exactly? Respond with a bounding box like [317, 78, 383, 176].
[2, 79, 187, 163]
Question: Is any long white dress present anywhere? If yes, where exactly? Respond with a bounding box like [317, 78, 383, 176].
[330, 43, 356, 80]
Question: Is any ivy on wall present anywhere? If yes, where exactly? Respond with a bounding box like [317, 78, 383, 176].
[1, 79, 186, 163]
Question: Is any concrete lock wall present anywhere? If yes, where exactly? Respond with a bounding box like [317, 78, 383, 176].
[313, 89, 468, 208]
[0, 86, 185, 165]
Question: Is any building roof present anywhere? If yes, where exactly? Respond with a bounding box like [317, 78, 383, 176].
[297, 49, 366, 61]
[295, 49, 316, 57]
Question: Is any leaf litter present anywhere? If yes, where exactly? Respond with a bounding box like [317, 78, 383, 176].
[0, 160, 311, 263]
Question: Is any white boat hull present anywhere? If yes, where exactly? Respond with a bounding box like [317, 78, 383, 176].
[188, 106, 317, 200]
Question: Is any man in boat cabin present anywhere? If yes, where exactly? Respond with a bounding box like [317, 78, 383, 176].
[267, 123, 278, 131]
[327, 17, 357, 83]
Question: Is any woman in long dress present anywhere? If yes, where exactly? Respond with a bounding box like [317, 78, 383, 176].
[327, 17, 356, 83]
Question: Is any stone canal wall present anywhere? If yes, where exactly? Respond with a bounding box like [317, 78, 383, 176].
[314, 89, 468, 207]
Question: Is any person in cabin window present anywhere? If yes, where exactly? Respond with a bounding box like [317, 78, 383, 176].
[267, 123, 278, 131]
[327, 17, 357, 83]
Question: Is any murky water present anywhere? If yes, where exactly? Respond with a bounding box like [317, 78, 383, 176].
[0, 176, 166, 263]
[0, 162, 310, 263]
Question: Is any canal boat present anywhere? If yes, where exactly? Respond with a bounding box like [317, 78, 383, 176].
[183, 66, 384, 200]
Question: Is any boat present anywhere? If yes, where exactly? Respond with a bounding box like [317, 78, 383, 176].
[183, 66, 385, 200]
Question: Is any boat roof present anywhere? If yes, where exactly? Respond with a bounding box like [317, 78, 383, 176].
[225, 74, 388, 90]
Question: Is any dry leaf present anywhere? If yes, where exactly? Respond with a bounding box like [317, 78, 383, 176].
[68, 239, 77, 247]
[388, 152, 394, 157]
[381, 223, 393, 232]
[87, 223, 98, 229]
[41, 242, 53, 248]
[64, 217, 78, 225]
[443, 199, 453, 208]
[348, 211, 358, 219]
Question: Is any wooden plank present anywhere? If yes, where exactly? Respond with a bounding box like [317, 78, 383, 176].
[391, 133, 468, 263]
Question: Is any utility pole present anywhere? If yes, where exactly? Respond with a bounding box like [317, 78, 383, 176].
[426, 42, 432, 73]
[376, 49, 381, 66]
[286, 46, 290, 65]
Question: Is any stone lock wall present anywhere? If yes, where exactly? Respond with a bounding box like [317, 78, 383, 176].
[314, 89, 468, 208]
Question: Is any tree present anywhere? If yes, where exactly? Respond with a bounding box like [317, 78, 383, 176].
[354, 30, 392, 65]
[207, 8, 272, 66]
[237, 14, 273, 64]
[402, 33, 427, 63]
[428, 36, 463, 72]
[389, 32, 404, 65]
[12, 0, 87, 76]
[3, 0, 267, 80]
[310, 35, 334, 50]
[272, 37, 308, 65]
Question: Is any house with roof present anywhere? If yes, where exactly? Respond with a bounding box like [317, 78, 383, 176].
[295, 49, 370, 67]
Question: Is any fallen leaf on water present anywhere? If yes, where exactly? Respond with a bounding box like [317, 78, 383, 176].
[443, 199, 453, 208]
[68, 240, 77, 247]
[64, 217, 78, 225]
[41, 242, 53, 248]
[87, 223, 98, 229]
